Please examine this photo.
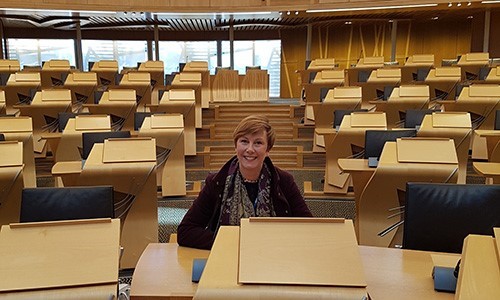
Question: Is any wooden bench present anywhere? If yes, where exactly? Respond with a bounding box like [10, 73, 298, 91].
[202, 145, 304, 169]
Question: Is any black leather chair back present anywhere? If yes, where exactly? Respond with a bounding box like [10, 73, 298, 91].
[20, 186, 114, 222]
[134, 112, 153, 131]
[364, 129, 416, 159]
[404, 109, 438, 129]
[495, 110, 500, 130]
[403, 183, 500, 253]
[82, 131, 131, 159]
[58, 112, 76, 132]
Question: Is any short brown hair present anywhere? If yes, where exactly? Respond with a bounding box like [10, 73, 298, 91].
[233, 115, 275, 151]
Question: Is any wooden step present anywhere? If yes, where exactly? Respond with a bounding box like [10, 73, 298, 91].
[202, 145, 304, 169]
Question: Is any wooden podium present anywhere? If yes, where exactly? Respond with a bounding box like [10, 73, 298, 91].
[0, 141, 24, 227]
[455, 230, 500, 299]
[90, 60, 119, 87]
[52, 138, 158, 269]
[303, 69, 345, 124]
[372, 85, 430, 128]
[195, 219, 367, 300]
[84, 89, 137, 131]
[4, 72, 41, 115]
[0, 218, 120, 299]
[171, 72, 203, 128]
[457, 52, 489, 81]
[138, 114, 186, 197]
[340, 138, 459, 247]
[0, 59, 20, 73]
[418, 112, 472, 184]
[117, 71, 152, 109]
[0, 117, 36, 187]
[138, 60, 165, 87]
[320, 112, 387, 194]
[40, 59, 71, 88]
[183, 61, 210, 109]
[424, 67, 461, 100]
[149, 89, 197, 156]
[358, 68, 401, 108]
[211, 69, 240, 102]
[401, 54, 434, 84]
[439, 84, 500, 160]
[240, 69, 269, 102]
[63, 71, 98, 111]
[311, 86, 362, 152]
[45, 115, 111, 163]
[15, 89, 72, 157]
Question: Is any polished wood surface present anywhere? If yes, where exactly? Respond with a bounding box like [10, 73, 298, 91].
[130, 233, 457, 300]
[131, 243, 209, 300]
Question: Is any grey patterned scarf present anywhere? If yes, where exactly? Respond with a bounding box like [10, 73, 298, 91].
[218, 157, 275, 226]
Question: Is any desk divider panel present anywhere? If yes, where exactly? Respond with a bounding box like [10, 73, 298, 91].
[396, 138, 458, 164]
[169, 89, 196, 100]
[350, 112, 387, 128]
[455, 233, 500, 300]
[180, 72, 202, 82]
[0, 218, 120, 294]
[150, 114, 183, 129]
[102, 138, 156, 163]
[431, 112, 471, 128]
[0, 141, 23, 167]
[238, 218, 367, 287]
[108, 89, 136, 101]
[74, 115, 111, 131]
[13, 72, 40, 82]
[398, 85, 430, 97]
[41, 89, 72, 101]
[467, 84, 500, 97]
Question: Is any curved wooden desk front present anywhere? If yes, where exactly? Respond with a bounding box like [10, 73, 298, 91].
[129, 229, 457, 300]
[340, 139, 459, 247]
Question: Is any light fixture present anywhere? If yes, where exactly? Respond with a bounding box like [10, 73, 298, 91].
[432, 16, 439, 20]
[467, 15, 474, 18]
[287, 11, 291, 15]
[448, 2, 453, 6]
[388, 19, 394, 22]
[279, 11, 283, 15]
[306, 3, 438, 13]
[345, 21, 352, 25]
[457, 2, 462, 6]
[481, 0, 500, 3]
[467, 1, 472, 5]
[295, 11, 299, 15]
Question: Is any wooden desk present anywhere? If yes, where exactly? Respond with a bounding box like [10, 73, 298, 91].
[130, 234, 456, 300]
[131, 243, 209, 300]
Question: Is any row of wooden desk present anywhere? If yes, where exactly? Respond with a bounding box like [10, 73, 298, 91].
[130, 227, 459, 300]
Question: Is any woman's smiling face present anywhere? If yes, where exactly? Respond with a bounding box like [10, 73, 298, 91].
[235, 129, 269, 177]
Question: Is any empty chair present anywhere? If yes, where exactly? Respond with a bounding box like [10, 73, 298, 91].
[495, 110, 500, 130]
[364, 129, 417, 159]
[333, 109, 368, 129]
[416, 68, 430, 81]
[358, 70, 370, 83]
[319, 87, 330, 102]
[82, 131, 131, 159]
[20, 186, 114, 222]
[478, 66, 491, 81]
[403, 182, 500, 253]
[404, 109, 438, 129]
[0, 133, 4, 141]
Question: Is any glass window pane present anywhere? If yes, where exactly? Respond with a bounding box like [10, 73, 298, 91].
[82, 40, 148, 71]
[159, 41, 218, 75]
[222, 40, 281, 97]
[8, 39, 76, 67]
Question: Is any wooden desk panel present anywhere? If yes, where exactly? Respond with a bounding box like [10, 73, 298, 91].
[129, 236, 456, 300]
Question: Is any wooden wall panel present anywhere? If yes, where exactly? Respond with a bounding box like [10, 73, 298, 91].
[280, 28, 307, 98]
[489, 11, 500, 57]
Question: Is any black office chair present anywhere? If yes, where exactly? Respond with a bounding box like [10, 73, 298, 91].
[382, 86, 396, 100]
[308, 71, 317, 83]
[134, 112, 153, 131]
[495, 110, 500, 130]
[333, 109, 368, 129]
[364, 129, 417, 159]
[82, 131, 131, 160]
[0, 133, 4, 141]
[416, 68, 430, 82]
[403, 182, 500, 253]
[319, 87, 330, 102]
[404, 109, 438, 129]
[478, 66, 491, 81]
[20, 186, 114, 222]
[357, 70, 370, 83]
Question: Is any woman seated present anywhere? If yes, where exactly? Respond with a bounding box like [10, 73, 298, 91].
[178, 115, 312, 249]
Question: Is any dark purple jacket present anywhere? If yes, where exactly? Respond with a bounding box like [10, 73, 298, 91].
[178, 156, 312, 249]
